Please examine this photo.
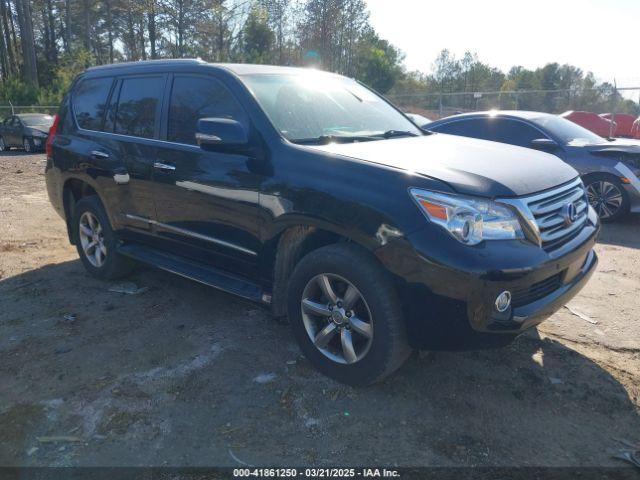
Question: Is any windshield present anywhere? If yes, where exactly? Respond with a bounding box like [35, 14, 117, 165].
[241, 73, 421, 143]
[534, 116, 605, 145]
[21, 114, 54, 127]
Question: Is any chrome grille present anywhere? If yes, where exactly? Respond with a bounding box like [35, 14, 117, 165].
[523, 178, 589, 248]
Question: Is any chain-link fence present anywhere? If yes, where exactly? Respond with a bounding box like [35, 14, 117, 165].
[0, 105, 59, 117]
[2, 86, 639, 124]
[387, 87, 640, 121]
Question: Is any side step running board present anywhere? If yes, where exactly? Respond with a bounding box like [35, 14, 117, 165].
[117, 243, 264, 302]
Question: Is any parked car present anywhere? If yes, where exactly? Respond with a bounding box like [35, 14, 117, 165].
[600, 113, 636, 138]
[427, 111, 640, 221]
[633, 117, 640, 139]
[405, 112, 432, 128]
[45, 61, 599, 385]
[560, 110, 615, 138]
[0, 113, 54, 152]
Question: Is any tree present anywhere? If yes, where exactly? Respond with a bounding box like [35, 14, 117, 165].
[242, 3, 274, 63]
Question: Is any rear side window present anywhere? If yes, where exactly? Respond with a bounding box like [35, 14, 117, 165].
[167, 75, 247, 145]
[73, 77, 113, 131]
[115, 76, 164, 139]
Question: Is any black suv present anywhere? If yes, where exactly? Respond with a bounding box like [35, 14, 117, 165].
[45, 60, 599, 385]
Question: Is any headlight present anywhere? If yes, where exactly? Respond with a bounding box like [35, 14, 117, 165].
[409, 189, 524, 245]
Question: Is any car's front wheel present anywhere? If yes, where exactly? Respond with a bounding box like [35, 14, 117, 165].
[73, 196, 134, 279]
[287, 243, 412, 386]
[585, 175, 629, 222]
[23, 137, 33, 153]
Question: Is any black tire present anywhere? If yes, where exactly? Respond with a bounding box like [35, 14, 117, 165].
[72, 195, 135, 280]
[584, 175, 629, 222]
[287, 243, 412, 386]
[0, 135, 7, 151]
[23, 136, 34, 153]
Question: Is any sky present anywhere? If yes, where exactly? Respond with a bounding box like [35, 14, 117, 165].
[366, 0, 640, 89]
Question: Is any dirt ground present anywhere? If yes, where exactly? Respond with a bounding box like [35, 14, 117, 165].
[1, 152, 639, 468]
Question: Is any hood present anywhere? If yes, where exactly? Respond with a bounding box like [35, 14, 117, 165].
[26, 125, 50, 135]
[309, 133, 578, 197]
[582, 138, 640, 153]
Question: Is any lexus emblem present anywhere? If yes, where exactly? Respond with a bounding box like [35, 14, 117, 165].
[562, 202, 578, 225]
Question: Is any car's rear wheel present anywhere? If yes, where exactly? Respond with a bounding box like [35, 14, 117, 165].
[287, 243, 412, 386]
[23, 137, 33, 153]
[585, 176, 629, 222]
[73, 196, 134, 279]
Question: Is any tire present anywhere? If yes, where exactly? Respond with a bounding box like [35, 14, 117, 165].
[287, 243, 412, 386]
[72, 195, 135, 280]
[0, 136, 7, 151]
[584, 175, 629, 222]
[23, 136, 33, 153]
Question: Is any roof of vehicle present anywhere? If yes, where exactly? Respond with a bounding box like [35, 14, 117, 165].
[431, 110, 556, 124]
[85, 59, 339, 77]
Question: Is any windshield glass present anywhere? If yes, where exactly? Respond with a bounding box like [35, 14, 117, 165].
[20, 114, 54, 127]
[241, 73, 421, 142]
[534, 116, 605, 145]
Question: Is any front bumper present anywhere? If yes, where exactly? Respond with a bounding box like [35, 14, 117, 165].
[376, 209, 600, 350]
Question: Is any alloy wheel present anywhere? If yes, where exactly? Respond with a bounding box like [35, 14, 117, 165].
[301, 273, 374, 364]
[586, 180, 623, 219]
[78, 211, 107, 267]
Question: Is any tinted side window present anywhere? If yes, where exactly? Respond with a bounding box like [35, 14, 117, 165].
[490, 119, 544, 147]
[115, 76, 164, 139]
[433, 118, 545, 148]
[167, 76, 247, 145]
[432, 119, 491, 140]
[73, 77, 113, 131]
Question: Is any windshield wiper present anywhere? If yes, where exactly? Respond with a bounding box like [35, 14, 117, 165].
[291, 134, 379, 145]
[291, 130, 422, 145]
[378, 130, 420, 139]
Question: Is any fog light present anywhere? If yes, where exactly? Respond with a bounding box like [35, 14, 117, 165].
[495, 291, 511, 312]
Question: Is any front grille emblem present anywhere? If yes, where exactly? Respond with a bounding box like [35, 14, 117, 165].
[562, 202, 578, 225]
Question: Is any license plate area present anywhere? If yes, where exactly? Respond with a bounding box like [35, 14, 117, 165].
[563, 252, 588, 284]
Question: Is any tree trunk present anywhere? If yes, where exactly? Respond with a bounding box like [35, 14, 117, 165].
[82, 0, 91, 52]
[46, 0, 57, 62]
[105, 0, 113, 63]
[0, 0, 15, 76]
[138, 13, 146, 60]
[16, 0, 38, 86]
[148, 3, 157, 59]
[64, 0, 71, 54]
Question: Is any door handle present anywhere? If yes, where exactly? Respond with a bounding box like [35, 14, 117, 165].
[91, 150, 110, 159]
[154, 162, 176, 171]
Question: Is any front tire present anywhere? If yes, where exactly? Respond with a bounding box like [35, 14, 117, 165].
[287, 243, 412, 386]
[585, 175, 629, 222]
[73, 196, 134, 280]
[23, 137, 33, 153]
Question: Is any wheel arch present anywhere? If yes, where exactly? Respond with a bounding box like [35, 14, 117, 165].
[62, 177, 100, 245]
[265, 223, 377, 318]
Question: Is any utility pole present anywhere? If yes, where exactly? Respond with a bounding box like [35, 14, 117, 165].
[609, 79, 617, 139]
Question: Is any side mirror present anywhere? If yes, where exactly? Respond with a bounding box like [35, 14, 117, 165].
[531, 138, 559, 151]
[195, 118, 248, 149]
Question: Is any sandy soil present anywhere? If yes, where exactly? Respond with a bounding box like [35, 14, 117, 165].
[0, 152, 639, 467]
